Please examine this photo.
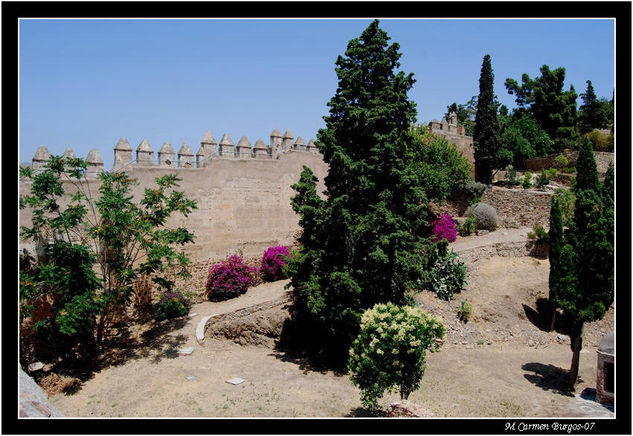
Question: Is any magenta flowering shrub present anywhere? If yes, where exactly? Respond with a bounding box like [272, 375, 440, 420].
[260, 246, 292, 282]
[154, 289, 191, 321]
[431, 214, 457, 243]
[206, 255, 254, 301]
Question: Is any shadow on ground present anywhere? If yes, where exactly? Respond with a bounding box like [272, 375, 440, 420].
[268, 346, 347, 377]
[522, 362, 575, 397]
[522, 298, 554, 332]
[345, 407, 387, 417]
[36, 317, 189, 393]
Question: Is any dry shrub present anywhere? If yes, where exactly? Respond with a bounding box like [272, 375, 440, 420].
[133, 275, 154, 320]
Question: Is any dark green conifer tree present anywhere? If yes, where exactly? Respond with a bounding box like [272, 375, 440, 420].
[548, 196, 563, 331]
[549, 137, 614, 389]
[286, 20, 435, 361]
[473, 54, 500, 185]
[578, 80, 609, 134]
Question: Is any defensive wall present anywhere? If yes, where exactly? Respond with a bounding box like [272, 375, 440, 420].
[22, 120, 577, 264]
[20, 129, 328, 262]
[427, 112, 475, 175]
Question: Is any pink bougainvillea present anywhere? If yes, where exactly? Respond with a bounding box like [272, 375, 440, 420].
[206, 255, 254, 301]
[431, 213, 457, 243]
[260, 246, 292, 282]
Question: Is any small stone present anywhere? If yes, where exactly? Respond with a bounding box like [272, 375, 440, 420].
[28, 362, 44, 372]
[188, 313, 198, 318]
[186, 376, 196, 381]
[528, 339, 535, 347]
[477, 230, 489, 236]
[226, 377, 245, 385]
[178, 347, 195, 355]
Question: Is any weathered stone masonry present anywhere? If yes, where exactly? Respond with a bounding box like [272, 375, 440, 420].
[20, 129, 327, 262]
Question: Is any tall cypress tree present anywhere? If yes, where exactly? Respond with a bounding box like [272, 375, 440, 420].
[473, 54, 500, 185]
[548, 196, 563, 331]
[549, 137, 614, 389]
[286, 20, 434, 360]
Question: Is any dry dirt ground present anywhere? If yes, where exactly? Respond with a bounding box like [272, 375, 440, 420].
[48, 256, 614, 418]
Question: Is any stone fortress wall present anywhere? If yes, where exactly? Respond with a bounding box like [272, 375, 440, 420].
[22, 117, 578, 264]
[428, 112, 475, 173]
[20, 129, 328, 262]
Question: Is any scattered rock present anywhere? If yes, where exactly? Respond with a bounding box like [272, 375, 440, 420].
[189, 312, 198, 318]
[226, 377, 245, 385]
[177, 347, 195, 355]
[477, 230, 490, 236]
[186, 376, 196, 381]
[387, 400, 435, 417]
[28, 362, 44, 372]
[528, 339, 535, 347]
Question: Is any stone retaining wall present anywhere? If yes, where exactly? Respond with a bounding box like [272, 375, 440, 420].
[432, 187, 555, 229]
[480, 187, 553, 228]
[524, 149, 613, 174]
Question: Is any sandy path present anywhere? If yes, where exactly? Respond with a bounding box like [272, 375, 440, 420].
[50, 337, 606, 418]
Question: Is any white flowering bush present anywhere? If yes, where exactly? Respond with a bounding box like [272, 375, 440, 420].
[348, 302, 445, 411]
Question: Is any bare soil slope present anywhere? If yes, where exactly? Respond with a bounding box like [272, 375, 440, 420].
[49, 256, 614, 418]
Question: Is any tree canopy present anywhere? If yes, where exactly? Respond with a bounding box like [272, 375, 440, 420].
[505, 65, 579, 149]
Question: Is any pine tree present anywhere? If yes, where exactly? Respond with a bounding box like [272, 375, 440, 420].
[286, 20, 435, 360]
[549, 137, 614, 389]
[578, 80, 609, 134]
[505, 65, 578, 149]
[473, 54, 500, 185]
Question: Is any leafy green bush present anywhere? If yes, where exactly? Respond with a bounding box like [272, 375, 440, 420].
[560, 166, 576, 174]
[19, 156, 197, 347]
[527, 223, 549, 244]
[458, 216, 477, 236]
[411, 125, 471, 199]
[522, 171, 533, 189]
[544, 168, 557, 179]
[554, 154, 569, 167]
[466, 202, 498, 231]
[498, 114, 554, 168]
[154, 289, 191, 321]
[348, 303, 445, 411]
[457, 300, 472, 323]
[505, 166, 520, 186]
[419, 241, 467, 301]
[536, 171, 550, 189]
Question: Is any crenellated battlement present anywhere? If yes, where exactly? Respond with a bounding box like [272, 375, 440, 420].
[427, 112, 475, 175]
[30, 145, 104, 177]
[107, 129, 321, 171]
[21, 128, 327, 262]
[27, 129, 321, 174]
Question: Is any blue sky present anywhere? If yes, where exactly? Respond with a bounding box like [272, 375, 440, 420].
[19, 19, 614, 169]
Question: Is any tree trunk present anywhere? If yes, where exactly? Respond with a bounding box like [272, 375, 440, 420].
[568, 325, 584, 390]
[549, 310, 556, 332]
